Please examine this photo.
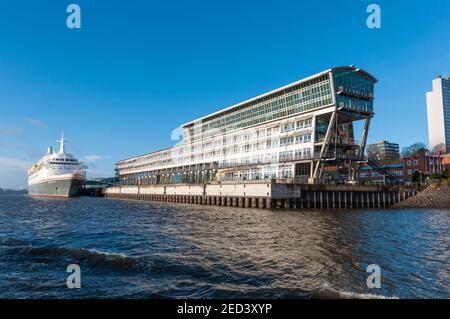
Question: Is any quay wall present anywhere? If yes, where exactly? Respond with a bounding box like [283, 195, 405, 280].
[103, 181, 418, 209]
[206, 182, 271, 197]
[139, 185, 166, 195]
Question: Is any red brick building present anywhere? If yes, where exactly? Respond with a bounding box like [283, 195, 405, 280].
[441, 154, 450, 170]
[402, 154, 442, 184]
[357, 163, 404, 185]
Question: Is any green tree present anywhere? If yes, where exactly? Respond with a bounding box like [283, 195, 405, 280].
[411, 170, 421, 183]
[443, 169, 450, 178]
[429, 173, 441, 180]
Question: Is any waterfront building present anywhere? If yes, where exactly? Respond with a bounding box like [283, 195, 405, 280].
[116, 66, 377, 185]
[367, 140, 400, 162]
[357, 163, 404, 185]
[402, 153, 442, 184]
[426, 76, 450, 152]
[441, 154, 450, 171]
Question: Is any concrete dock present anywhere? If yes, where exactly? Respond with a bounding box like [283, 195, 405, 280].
[103, 181, 417, 209]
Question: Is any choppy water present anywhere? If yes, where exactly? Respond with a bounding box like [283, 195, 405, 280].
[0, 194, 448, 299]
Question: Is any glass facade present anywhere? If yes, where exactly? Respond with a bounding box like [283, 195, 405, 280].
[333, 70, 374, 113]
[188, 74, 333, 141]
[443, 78, 450, 148]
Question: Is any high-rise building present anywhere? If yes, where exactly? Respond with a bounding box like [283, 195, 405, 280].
[116, 66, 377, 185]
[426, 76, 450, 152]
[367, 140, 400, 161]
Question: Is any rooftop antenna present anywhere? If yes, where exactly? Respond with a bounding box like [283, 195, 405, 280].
[57, 130, 67, 154]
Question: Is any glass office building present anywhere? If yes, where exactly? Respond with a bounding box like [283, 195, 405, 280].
[367, 140, 400, 161]
[116, 66, 377, 185]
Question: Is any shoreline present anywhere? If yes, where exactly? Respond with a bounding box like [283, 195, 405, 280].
[392, 185, 450, 209]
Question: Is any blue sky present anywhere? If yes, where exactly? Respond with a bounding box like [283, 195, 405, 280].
[0, 0, 449, 188]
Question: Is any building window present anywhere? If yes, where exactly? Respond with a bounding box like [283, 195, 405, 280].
[296, 134, 311, 144]
[296, 119, 312, 130]
[304, 148, 311, 157]
[281, 122, 295, 132]
[279, 151, 293, 161]
[280, 137, 294, 146]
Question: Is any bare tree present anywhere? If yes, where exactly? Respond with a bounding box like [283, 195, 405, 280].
[431, 143, 447, 155]
[401, 142, 428, 157]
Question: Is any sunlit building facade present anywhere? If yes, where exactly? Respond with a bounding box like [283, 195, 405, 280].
[116, 66, 377, 185]
[427, 76, 450, 152]
[367, 140, 400, 161]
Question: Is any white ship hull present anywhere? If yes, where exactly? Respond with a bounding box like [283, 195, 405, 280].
[28, 173, 86, 198]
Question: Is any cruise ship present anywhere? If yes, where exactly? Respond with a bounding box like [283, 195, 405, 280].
[28, 132, 87, 197]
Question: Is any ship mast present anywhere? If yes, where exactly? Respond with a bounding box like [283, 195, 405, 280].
[57, 130, 67, 155]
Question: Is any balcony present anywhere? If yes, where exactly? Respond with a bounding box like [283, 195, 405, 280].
[336, 86, 374, 101]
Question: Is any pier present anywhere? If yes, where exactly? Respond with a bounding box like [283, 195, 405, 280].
[102, 181, 417, 209]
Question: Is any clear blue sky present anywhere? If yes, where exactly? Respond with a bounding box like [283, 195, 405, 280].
[1, 0, 449, 188]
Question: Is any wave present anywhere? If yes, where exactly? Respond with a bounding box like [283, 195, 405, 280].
[0, 237, 144, 271]
[0, 237, 30, 247]
[27, 246, 143, 271]
[1, 237, 211, 278]
[314, 283, 399, 299]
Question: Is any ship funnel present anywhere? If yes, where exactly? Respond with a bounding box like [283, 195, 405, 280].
[47, 146, 53, 154]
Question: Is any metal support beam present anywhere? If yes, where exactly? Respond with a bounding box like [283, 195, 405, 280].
[312, 111, 337, 180]
[318, 112, 339, 179]
[358, 117, 371, 160]
[351, 116, 371, 181]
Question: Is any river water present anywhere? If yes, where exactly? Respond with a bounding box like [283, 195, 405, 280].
[0, 194, 448, 298]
